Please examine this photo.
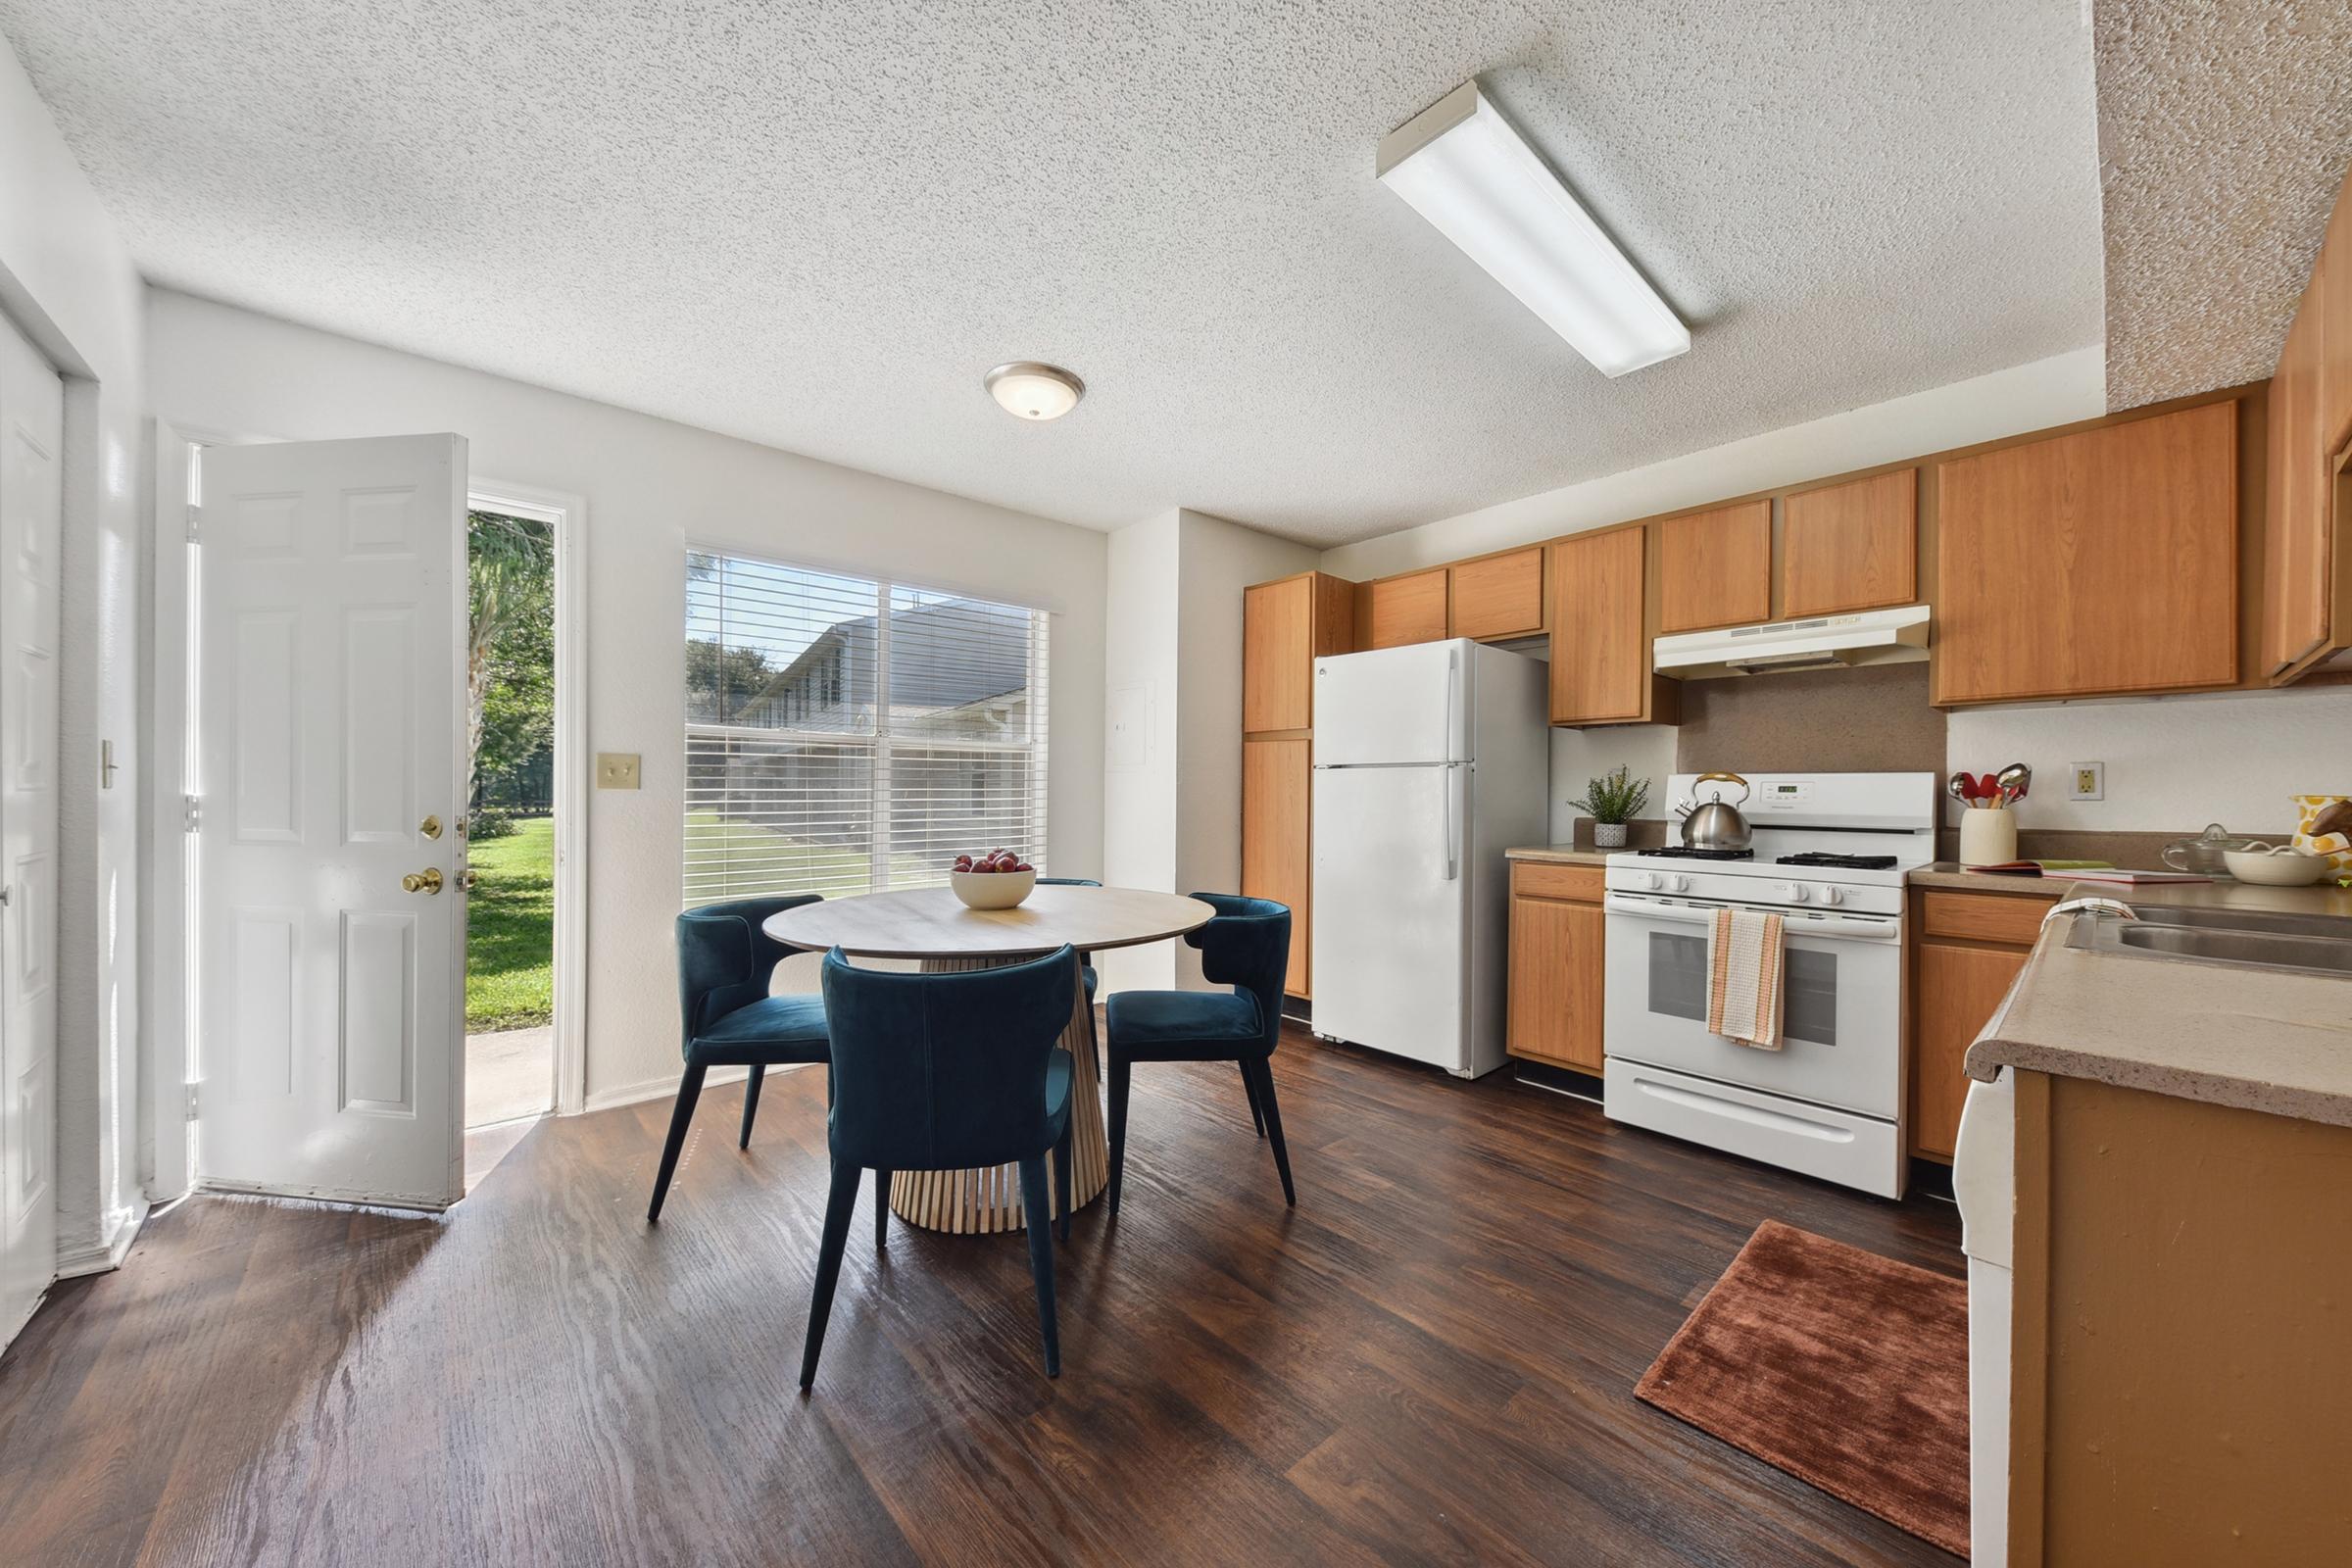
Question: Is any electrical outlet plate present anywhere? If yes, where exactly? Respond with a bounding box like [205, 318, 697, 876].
[596, 752, 642, 790]
[2070, 761, 2104, 802]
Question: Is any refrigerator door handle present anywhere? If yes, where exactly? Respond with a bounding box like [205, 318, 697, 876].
[1444, 646, 1461, 761]
[1443, 763, 1464, 880]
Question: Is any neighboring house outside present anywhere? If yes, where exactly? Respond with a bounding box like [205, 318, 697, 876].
[687, 597, 1041, 861]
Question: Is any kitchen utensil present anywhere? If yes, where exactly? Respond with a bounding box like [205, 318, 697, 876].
[1947, 772, 1976, 808]
[1680, 771, 1753, 851]
[2224, 844, 2333, 887]
[2162, 822, 2255, 877]
[1995, 762, 2031, 806]
[2291, 794, 2352, 872]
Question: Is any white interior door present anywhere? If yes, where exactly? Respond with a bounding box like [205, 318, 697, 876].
[196, 435, 468, 1208]
[0, 316, 62, 1339]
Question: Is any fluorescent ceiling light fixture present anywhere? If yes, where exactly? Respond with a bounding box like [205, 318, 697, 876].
[1378, 81, 1690, 377]
[985, 361, 1085, 420]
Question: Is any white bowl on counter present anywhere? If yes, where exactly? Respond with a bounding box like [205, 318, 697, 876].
[950, 867, 1037, 909]
[2223, 844, 2335, 886]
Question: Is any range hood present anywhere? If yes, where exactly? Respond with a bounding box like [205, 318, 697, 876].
[1653, 604, 1930, 680]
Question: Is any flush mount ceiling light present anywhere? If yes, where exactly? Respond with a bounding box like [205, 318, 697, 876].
[1378, 81, 1690, 378]
[985, 361, 1086, 420]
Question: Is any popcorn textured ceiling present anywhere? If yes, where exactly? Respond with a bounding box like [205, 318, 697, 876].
[2094, 0, 2352, 411]
[1, 1, 2107, 542]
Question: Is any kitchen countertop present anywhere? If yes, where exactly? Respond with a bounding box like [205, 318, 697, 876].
[1503, 845, 1617, 867]
[1963, 875, 2352, 1129]
[1907, 862, 2070, 896]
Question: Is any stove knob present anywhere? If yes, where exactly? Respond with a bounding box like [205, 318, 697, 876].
[1778, 882, 1811, 903]
[1637, 871, 1662, 892]
[1821, 886, 1844, 906]
[1670, 874, 1691, 894]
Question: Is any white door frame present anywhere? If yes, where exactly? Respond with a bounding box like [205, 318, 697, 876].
[147, 426, 590, 1200]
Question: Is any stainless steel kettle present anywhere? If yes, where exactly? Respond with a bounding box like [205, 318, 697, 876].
[1678, 771, 1753, 851]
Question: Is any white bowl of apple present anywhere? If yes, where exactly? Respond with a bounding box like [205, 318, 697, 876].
[949, 850, 1037, 909]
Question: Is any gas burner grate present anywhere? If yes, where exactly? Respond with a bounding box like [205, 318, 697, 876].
[1634, 847, 1755, 861]
[1776, 852, 1899, 870]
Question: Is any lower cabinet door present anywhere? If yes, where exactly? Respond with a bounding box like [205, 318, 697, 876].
[1242, 737, 1311, 997]
[1508, 895, 1606, 1072]
[1913, 941, 2028, 1158]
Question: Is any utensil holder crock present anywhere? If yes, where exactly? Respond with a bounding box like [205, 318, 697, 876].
[1959, 806, 2017, 868]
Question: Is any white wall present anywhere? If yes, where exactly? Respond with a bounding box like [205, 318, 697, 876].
[0, 36, 147, 1273]
[1947, 684, 2352, 839]
[147, 290, 1109, 1108]
[1319, 347, 2107, 581]
[1547, 725, 1678, 844]
[1099, 508, 1316, 990]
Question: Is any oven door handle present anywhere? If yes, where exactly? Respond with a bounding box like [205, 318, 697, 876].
[1604, 892, 1901, 942]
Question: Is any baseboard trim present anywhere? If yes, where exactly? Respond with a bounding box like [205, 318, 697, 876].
[55, 1198, 152, 1280]
[582, 1062, 822, 1115]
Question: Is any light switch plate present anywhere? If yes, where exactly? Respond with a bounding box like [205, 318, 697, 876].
[2069, 760, 2104, 802]
[597, 752, 642, 790]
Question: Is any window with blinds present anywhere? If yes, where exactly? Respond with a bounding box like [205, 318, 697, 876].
[684, 551, 1050, 906]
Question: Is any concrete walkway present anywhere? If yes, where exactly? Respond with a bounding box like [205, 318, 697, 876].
[467, 1025, 553, 1128]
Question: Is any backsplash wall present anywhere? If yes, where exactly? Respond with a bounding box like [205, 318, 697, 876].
[1677, 663, 1945, 777]
[1944, 683, 2352, 839]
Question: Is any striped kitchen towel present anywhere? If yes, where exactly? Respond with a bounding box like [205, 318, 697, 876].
[1706, 906, 1786, 1050]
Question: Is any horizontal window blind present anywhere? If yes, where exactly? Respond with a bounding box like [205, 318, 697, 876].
[684, 551, 1049, 907]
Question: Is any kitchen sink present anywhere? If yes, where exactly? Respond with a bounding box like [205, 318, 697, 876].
[2067, 910, 2352, 978]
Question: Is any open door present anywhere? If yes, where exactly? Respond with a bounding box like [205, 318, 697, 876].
[194, 435, 469, 1208]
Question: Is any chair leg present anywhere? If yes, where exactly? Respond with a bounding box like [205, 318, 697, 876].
[1106, 1054, 1133, 1217]
[1016, 1154, 1061, 1377]
[738, 1064, 766, 1150]
[874, 1168, 892, 1248]
[798, 1159, 864, 1392]
[1053, 1122, 1073, 1243]
[646, 1062, 708, 1222]
[1249, 1056, 1297, 1207]
[1241, 1061, 1265, 1137]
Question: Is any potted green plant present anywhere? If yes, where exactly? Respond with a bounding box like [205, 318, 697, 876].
[1574, 766, 1650, 849]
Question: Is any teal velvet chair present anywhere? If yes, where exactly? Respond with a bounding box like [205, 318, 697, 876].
[800, 946, 1079, 1388]
[648, 894, 830, 1223]
[1102, 894, 1294, 1213]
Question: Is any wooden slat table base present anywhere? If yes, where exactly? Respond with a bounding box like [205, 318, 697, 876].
[887, 953, 1108, 1235]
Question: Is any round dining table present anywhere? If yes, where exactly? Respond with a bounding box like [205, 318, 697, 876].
[764, 884, 1214, 1236]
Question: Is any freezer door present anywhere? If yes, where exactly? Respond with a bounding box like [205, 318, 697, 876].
[1312, 641, 1472, 766]
[1311, 762, 1469, 1071]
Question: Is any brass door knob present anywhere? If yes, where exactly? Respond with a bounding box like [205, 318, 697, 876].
[402, 867, 445, 895]
[459, 868, 477, 892]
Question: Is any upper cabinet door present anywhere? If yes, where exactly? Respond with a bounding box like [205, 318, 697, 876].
[1782, 469, 1918, 618]
[2321, 167, 2352, 460]
[1549, 527, 1648, 724]
[2265, 294, 2331, 677]
[1656, 500, 1772, 632]
[1449, 547, 1545, 640]
[1936, 401, 2239, 705]
[1243, 576, 1313, 732]
[1360, 567, 1448, 649]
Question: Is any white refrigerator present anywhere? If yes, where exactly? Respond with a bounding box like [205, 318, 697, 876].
[1310, 639, 1548, 1078]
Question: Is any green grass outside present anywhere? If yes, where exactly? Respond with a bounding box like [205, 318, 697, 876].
[466, 815, 555, 1032]
[683, 809, 939, 895]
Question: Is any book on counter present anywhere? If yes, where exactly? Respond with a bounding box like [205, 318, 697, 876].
[1962, 859, 2210, 884]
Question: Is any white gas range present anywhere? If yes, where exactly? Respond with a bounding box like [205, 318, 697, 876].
[1599, 771, 1937, 1198]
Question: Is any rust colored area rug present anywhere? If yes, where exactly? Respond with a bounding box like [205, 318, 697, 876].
[1636, 1220, 1970, 1557]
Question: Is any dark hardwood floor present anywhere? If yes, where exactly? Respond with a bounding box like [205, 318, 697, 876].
[0, 1023, 1962, 1566]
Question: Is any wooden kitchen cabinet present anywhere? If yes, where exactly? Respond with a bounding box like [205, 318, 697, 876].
[1448, 546, 1545, 640]
[1656, 500, 1772, 633]
[1934, 401, 2240, 705]
[1358, 567, 1449, 649]
[1507, 862, 1606, 1073]
[2262, 158, 2352, 685]
[1781, 468, 1918, 617]
[1242, 571, 1354, 732]
[1908, 888, 2041, 1160]
[1241, 738, 1311, 997]
[1547, 526, 1679, 726]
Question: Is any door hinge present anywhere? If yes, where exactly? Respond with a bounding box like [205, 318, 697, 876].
[185, 503, 201, 543]
[182, 794, 202, 832]
[183, 1081, 200, 1122]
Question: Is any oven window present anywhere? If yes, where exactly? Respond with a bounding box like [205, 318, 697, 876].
[1648, 930, 1840, 1046]
[1646, 931, 1708, 1022]
[1785, 948, 1838, 1047]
